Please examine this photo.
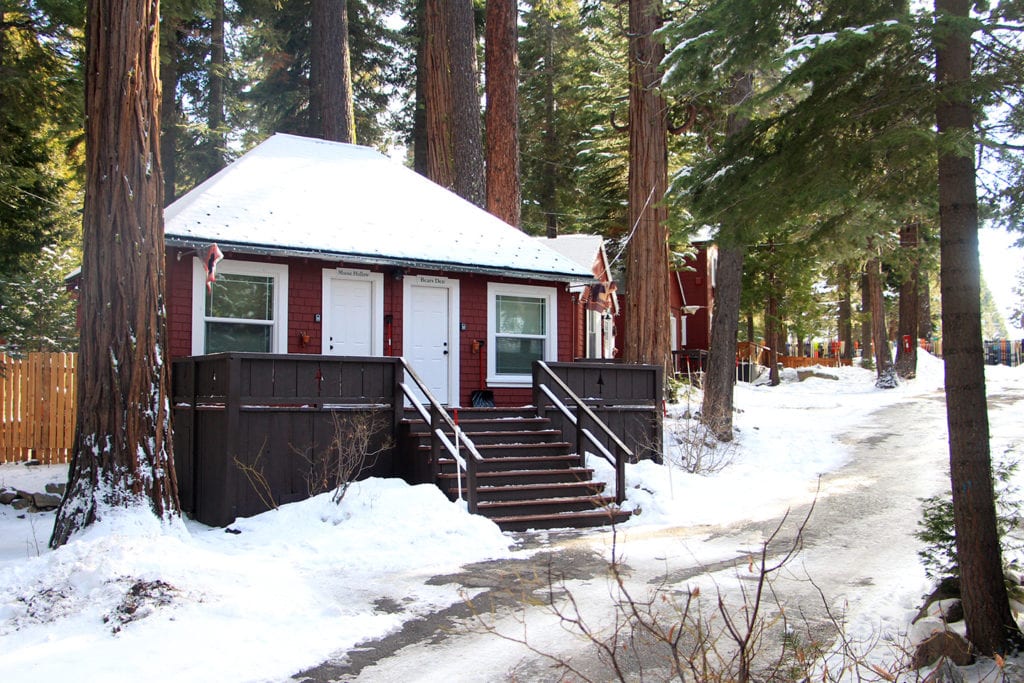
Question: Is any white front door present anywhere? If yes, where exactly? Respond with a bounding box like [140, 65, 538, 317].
[404, 276, 459, 405]
[322, 269, 384, 356]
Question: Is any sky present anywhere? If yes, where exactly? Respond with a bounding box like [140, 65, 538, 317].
[1, 355, 1022, 682]
[979, 225, 1023, 335]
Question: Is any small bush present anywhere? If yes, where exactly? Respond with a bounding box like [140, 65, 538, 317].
[916, 457, 1022, 579]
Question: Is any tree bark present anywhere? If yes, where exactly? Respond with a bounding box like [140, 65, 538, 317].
[207, 0, 226, 171]
[934, 0, 1023, 654]
[540, 10, 558, 238]
[866, 252, 894, 384]
[412, 0, 428, 176]
[622, 0, 670, 372]
[859, 269, 874, 368]
[448, 0, 485, 207]
[896, 221, 920, 378]
[310, 0, 356, 143]
[485, 0, 521, 227]
[701, 72, 751, 441]
[51, 0, 179, 548]
[424, 0, 454, 189]
[766, 292, 780, 386]
[838, 263, 854, 361]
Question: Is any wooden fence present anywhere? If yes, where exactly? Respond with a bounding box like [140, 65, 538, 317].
[0, 352, 77, 464]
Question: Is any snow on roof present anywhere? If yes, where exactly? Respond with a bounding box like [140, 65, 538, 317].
[164, 134, 592, 282]
[534, 234, 606, 280]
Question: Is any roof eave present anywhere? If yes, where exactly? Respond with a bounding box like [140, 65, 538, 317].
[165, 237, 592, 284]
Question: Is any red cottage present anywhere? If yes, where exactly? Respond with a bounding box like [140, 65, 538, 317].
[164, 134, 592, 407]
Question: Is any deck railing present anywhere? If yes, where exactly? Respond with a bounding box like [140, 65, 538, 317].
[532, 361, 656, 505]
[397, 357, 483, 513]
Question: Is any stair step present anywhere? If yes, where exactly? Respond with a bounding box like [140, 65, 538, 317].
[408, 429, 563, 445]
[491, 507, 632, 532]
[478, 495, 618, 518]
[403, 417, 554, 435]
[448, 480, 607, 502]
[438, 467, 594, 487]
[429, 442, 573, 460]
[438, 454, 581, 473]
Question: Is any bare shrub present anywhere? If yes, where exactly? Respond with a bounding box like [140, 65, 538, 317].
[665, 417, 736, 475]
[302, 410, 393, 505]
[468, 499, 921, 682]
[233, 440, 277, 511]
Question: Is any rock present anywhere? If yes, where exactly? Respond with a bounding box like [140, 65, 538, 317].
[31, 492, 62, 509]
[915, 576, 961, 622]
[0, 489, 17, 505]
[796, 369, 839, 382]
[44, 482, 65, 495]
[924, 657, 966, 683]
[910, 616, 947, 646]
[11, 498, 33, 510]
[913, 630, 973, 669]
[926, 598, 965, 624]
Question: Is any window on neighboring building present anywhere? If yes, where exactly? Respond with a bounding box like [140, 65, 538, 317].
[192, 259, 288, 355]
[488, 283, 557, 384]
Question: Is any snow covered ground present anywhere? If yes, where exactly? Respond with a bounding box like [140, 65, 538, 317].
[1, 352, 1022, 682]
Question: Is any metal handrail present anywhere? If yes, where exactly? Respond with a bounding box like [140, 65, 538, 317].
[532, 361, 631, 505]
[397, 358, 482, 512]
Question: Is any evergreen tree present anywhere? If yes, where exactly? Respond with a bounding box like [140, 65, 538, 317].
[0, 245, 79, 353]
[0, 0, 84, 277]
[51, 0, 179, 547]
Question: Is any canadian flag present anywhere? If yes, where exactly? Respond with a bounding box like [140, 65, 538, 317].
[204, 244, 224, 291]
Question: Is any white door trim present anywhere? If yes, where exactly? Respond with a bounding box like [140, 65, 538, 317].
[321, 267, 385, 356]
[403, 274, 460, 406]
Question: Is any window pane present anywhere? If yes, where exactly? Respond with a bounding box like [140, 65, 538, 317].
[206, 273, 273, 321]
[495, 337, 543, 375]
[496, 295, 545, 335]
[205, 322, 272, 353]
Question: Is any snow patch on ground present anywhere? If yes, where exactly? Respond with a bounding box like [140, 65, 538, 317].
[1, 351, 1021, 681]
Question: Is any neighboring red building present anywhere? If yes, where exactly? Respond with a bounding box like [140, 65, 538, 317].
[535, 234, 618, 361]
[670, 238, 717, 373]
[162, 134, 593, 407]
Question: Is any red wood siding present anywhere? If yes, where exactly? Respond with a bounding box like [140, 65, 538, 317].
[165, 248, 574, 407]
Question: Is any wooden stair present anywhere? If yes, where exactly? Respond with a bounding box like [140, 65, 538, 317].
[402, 407, 631, 532]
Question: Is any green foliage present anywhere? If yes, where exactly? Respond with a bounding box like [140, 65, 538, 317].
[0, 244, 79, 354]
[519, 1, 631, 237]
[916, 458, 1023, 580]
[0, 0, 84, 278]
[231, 0, 408, 150]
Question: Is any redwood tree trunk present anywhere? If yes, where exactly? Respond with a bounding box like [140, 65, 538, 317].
[448, 0, 485, 207]
[51, 0, 179, 548]
[540, 11, 558, 238]
[896, 221, 920, 378]
[310, 0, 356, 143]
[701, 72, 751, 441]
[935, 0, 1023, 654]
[866, 253, 894, 385]
[622, 0, 670, 371]
[766, 292, 780, 386]
[485, 0, 521, 227]
[859, 270, 873, 367]
[207, 0, 226, 170]
[838, 263, 854, 361]
[424, 0, 454, 188]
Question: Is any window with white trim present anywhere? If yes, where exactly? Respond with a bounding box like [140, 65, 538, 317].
[192, 259, 289, 355]
[487, 283, 557, 384]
